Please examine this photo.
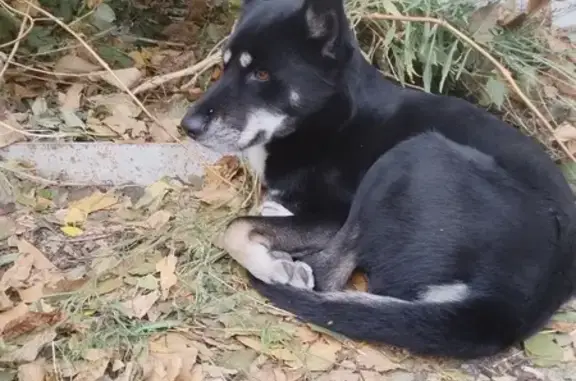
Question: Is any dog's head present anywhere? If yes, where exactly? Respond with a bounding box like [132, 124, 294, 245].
[180, 0, 354, 152]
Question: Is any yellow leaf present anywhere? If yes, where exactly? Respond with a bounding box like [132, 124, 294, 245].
[61, 226, 84, 237]
[155, 254, 178, 299]
[69, 190, 119, 213]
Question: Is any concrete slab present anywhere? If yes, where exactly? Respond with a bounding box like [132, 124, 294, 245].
[0, 141, 226, 186]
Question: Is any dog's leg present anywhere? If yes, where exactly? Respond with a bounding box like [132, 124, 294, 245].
[221, 216, 340, 289]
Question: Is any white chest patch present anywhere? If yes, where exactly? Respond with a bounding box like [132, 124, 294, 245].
[237, 109, 287, 149]
[244, 145, 268, 178]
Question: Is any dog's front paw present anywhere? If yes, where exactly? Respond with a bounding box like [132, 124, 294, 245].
[270, 260, 315, 290]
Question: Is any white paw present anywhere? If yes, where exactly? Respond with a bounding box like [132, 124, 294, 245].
[259, 200, 294, 217]
[270, 259, 315, 290]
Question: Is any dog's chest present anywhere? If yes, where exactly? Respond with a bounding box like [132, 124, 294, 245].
[244, 145, 267, 179]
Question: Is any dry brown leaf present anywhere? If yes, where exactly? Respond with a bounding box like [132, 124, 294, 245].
[17, 282, 44, 303]
[17, 239, 56, 271]
[94, 68, 143, 90]
[250, 367, 287, 381]
[356, 345, 402, 372]
[54, 55, 101, 74]
[185, 364, 203, 381]
[0, 303, 28, 334]
[17, 358, 46, 381]
[301, 338, 341, 371]
[359, 371, 381, 381]
[145, 210, 173, 229]
[121, 291, 160, 318]
[61, 83, 85, 110]
[96, 277, 124, 295]
[0, 328, 56, 363]
[65, 190, 118, 225]
[0, 112, 26, 148]
[2, 310, 64, 341]
[156, 254, 178, 299]
[142, 333, 199, 381]
[89, 93, 141, 118]
[135, 180, 172, 210]
[74, 358, 110, 381]
[296, 326, 319, 343]
[193, 184, 242, 208]
[317, 370, 360, 381]
[555, 122, 576, 142]
[0, 253, 34, 290]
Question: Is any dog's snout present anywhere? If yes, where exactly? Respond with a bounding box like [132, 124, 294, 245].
[181, 112, 209, 138]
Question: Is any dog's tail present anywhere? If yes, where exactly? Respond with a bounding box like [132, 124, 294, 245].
[250, 277, 521, 359]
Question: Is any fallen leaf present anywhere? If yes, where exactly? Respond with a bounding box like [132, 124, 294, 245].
[94, 68, 143, 90]
[74, 358, 110, 381]
[524, 332, 565, 367]
[121, 291, 160, 318]
[135, 180, 172, 210]
[359, 371, 381, 381]
[96, 277, 124, 295]
[0, 253, 34, 290]
[17, 239, 56, 271]
[145, 210, 172, 229]
[0, 328, 56, 363]
[356, 345, 402, 372]
[302, 339, 341, 371]
[17, 358, 45, 381]
[296, 326, 319, 343]
[54, 55, 101, 74]
[317, 370, 360, 381]
[1, 310, 64, 341]
[61, 225, 84, 237]
[468, 2, 500, 43]
[0, 112, 26, 148]
[142, 333, 199, 381]
[0, 303, 28, 334]
[60, 83, 85, 110]
[156, 254, 178, 299]
[17, 282, 44, 303]
[64, 190, 118, 225]
[555, 122, 576, 142]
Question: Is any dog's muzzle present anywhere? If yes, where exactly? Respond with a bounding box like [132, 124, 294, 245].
[180, 108, 212, 139]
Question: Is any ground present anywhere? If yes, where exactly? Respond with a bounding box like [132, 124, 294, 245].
[1, 154, 576, 381]
[1, 0, 576, 380]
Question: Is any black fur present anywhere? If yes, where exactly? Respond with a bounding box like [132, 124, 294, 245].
[181, 0, 576, 359]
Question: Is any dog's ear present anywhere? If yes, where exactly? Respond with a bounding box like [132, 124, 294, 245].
[303, 0, 345, 59]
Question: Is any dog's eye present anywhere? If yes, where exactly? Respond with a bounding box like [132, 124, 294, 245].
[254, 69, 270, 81]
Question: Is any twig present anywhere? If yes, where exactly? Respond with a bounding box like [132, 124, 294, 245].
[0, 162, 87, 187]
[365, 13, 576, 163]
[0, 119, 76, 138]
[0, 2, 31, 80]
[132, 53, 221, 95]
[0, 0, 35, 50]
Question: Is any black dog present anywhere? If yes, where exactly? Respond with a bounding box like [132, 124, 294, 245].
[181, 0, 576, 359]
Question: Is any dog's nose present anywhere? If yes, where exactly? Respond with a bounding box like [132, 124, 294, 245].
[181, 113, 208, 138]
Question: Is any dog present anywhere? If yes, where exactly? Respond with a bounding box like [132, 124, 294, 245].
[180, 0, 576, 359]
